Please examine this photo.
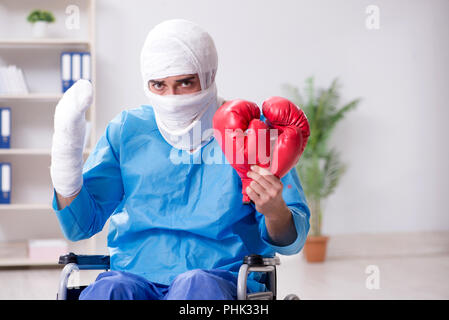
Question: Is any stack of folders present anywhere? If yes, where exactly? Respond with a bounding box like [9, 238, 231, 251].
[0, 163, 11, 204]
[0, 65, 29, 95]
[0, 107, 10, 204]
[61, 52, 91, 93]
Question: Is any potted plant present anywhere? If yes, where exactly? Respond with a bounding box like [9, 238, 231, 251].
[27, 9, 55, 38]
[283, 77, 360, 262]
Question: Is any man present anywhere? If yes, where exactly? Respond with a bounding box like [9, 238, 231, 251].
[50, 19, 310, 300]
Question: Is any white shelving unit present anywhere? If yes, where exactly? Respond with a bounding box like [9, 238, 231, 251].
[0, 148, 92, 155]
[0, 0, 97, 267]
[0, 204, 52, 211]
[0, 93, 63, 101]
[0, 38, 92, 46]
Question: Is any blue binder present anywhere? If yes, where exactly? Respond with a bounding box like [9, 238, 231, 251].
[61, 52, 91, 93]
[0, 107, 11, 149]
[61, 52, 72, 93]
[0, 162, 11, 204]
[81, 52, 91, 81]
[71, 52, 81, 84]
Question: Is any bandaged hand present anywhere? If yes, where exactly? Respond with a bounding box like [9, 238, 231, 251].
[50, 79, 93, 198]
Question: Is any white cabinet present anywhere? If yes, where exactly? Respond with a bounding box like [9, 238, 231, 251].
[0, 0, 97, 267]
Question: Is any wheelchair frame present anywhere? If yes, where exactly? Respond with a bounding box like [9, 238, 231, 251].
[57, 253, 299, 300]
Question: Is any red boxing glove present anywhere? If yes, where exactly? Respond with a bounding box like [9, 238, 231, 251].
[213, 97, 310, 204]
[262, 96, 310, 178]
[213, 100, 271, 203]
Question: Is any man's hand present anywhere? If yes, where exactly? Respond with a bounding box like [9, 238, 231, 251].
[246, 165, 288, 218]
[51, 79, 92, 208]
[246, 165, 297, 246]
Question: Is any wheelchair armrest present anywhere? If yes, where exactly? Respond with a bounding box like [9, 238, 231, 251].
[243, 254, 280, 267]
[58, 252, 110, 270]
[237, 254, 280, 300]
[57, 253, 110, 300]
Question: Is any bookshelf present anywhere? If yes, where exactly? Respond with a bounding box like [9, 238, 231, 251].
[0, 0, 97, 267]
[0, 38, 92, 46]
[0, 148, 91, 155]
[0, 204, 52, 211]
[0, 93, 63, 100]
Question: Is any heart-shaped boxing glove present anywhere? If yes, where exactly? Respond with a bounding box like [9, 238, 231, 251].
[213, 97, 310, 204]
[212, 100, 271, 203]
[262, 96, 310, 178]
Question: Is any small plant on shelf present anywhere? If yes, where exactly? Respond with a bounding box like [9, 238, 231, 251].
[27, 10, 55, 24]
[27, 9, 56, 38]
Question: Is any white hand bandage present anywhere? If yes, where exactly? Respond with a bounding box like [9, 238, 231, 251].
[50, 79, 93, 197]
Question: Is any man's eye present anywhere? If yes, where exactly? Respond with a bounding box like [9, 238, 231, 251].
[153, 83, 164, 90]
[181, 81, 192, 87]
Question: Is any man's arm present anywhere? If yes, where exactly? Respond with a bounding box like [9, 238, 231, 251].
[246, 165, 298, 246]
[55, 192, 79, 211]
[264, 205, 297, 246]
[51, 80, 93, 202]
[51, 111, 126, 241]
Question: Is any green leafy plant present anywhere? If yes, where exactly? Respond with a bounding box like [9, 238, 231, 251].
[283, 77, 360, 236]
[27, 10, 55, 23]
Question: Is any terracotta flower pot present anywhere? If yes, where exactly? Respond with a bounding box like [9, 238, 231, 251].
[303, 235, 329, 263]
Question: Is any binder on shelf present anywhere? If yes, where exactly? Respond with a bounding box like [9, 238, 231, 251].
[0, 162, 11, 204]
[61, 52, 72, 93]
[61, 51, 91, 93]
[81, 52, 91, 81]
[71, 53, 81, 84]
[0, 107, 11, 148]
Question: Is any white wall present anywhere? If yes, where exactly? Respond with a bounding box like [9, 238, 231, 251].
[94, 0, 449, 235]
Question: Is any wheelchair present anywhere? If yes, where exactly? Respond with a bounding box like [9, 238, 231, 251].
[57, 253, 300, 300]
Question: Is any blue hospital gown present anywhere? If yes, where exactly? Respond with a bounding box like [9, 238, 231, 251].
[52, 105, 310, 293]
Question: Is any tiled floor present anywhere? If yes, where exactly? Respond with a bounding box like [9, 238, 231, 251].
[1, 232, 448, 300]
[277, 231, 449, 299]
[278, 252, 449, 299]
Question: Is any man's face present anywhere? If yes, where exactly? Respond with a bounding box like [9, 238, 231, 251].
[148, 74, 202, 96]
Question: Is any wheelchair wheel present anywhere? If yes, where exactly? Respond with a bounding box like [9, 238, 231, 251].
[284, 294, 300, 300]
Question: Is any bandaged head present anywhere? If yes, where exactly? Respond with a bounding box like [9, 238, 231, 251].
[140, 19, 219, 152]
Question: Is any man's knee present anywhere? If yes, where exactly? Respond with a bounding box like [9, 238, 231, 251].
[172, 269, 208, 285]
[166, 269, 236, 300]
[80, 271, 143, 300]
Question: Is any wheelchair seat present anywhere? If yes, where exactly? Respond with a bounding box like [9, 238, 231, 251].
[56, 253, 299, 300]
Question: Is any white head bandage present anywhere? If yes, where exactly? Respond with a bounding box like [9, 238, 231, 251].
[140, 19, 219, 152]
